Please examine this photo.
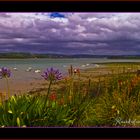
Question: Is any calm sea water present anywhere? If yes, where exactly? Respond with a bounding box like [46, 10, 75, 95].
[0, 58, 101, 71]
[0, 58, 140, 81]
[1, 58, 140, 69]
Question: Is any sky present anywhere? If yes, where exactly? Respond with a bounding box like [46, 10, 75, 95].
[0, 12, 140, 55]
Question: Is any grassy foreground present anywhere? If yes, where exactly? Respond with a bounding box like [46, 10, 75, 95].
[1, 63, 140, 127]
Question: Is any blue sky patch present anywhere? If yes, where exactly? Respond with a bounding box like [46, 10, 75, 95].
[50, 12, 65, 18]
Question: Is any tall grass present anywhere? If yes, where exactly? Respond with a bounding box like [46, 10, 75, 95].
[0, 66, 97, 127]
[1, 64, 140, 127]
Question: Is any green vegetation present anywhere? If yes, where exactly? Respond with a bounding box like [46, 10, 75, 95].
[0, 52, 81, 59]
[1, 52, 140, 59]
[1, 64, 140, 127]
[0, 53, 32, 59]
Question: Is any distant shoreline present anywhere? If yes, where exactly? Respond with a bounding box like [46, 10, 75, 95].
[91, 62, 140, 65]
[0, 58, 140, 61]
[1, 52, 140, 59]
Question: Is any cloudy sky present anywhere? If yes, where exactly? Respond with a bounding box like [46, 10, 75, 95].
[0, 12, 140, 55]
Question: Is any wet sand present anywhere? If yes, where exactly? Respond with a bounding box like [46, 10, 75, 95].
[0, 78, 46, 95]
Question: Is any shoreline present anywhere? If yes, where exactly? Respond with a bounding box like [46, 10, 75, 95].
[0, 62, 139, 96]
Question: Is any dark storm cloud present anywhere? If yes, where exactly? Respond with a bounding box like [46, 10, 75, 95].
[0, 13, 140, 55]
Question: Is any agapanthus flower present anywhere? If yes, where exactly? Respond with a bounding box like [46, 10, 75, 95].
[0, 67, 11, 79]
[42, 67, 62, 82]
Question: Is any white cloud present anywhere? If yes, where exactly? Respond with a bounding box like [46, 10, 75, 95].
[0, 12, 139, 55]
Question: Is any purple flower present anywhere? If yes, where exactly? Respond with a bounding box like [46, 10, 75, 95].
[42, 67, 62, 81]
[0, 67, 11, 79]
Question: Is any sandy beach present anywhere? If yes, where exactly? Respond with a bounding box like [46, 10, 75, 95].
[0, 78, 45, 95]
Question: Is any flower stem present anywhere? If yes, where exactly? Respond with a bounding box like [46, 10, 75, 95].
[6, 77, 10, 98]
[47, 80, 52, 98]
[43, 80, 52, 112]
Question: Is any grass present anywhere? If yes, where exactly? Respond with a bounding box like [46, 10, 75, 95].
[1, 63, 140, 127]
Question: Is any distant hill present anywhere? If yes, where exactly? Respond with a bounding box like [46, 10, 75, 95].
[0, 53, 72, 59]
[0, 52, 140, 59]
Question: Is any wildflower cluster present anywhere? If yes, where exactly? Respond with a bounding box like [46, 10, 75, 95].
[42, 67, 62, 82]
[0, 67, 11, 79]
[0, 67, 11, 98]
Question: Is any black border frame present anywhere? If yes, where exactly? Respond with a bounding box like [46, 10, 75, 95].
[0, 127, 140, 138]
[0, 1, 140, 139]
[0, 1, 140, 12]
